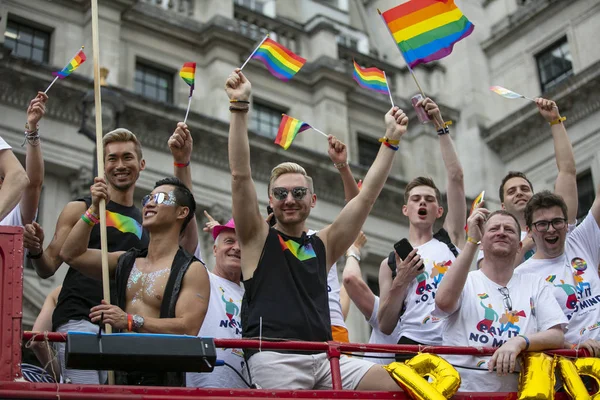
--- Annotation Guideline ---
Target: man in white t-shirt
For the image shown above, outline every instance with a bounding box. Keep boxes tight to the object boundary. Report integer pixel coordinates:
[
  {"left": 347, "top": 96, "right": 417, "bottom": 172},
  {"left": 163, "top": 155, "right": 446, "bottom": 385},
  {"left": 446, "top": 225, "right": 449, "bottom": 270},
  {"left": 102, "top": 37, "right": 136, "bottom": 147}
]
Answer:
[
  {"left": 478, "top": 98, "right": 577, "bottom": 267},
  {"left": 378, "top": 98, "right": 466, "bottom": 355},
  {"left": 342, "top": 233, "right": 401, "bottom": 364},
  {"left": 435, "top": 209, "right": 566, "bottom": 392},
  {"left": 517, "top": 190, "right": 600, "bottom": 355},
  {"left": 187, "top": 219, "right": 246, "bottom": 389}
]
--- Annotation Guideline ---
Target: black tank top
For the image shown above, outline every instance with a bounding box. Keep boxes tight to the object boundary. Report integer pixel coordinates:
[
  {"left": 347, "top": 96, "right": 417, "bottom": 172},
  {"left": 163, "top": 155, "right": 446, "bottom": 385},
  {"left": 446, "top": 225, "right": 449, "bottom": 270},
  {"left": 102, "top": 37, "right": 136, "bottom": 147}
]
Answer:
[
  {"left": 52, "top": 197, "right": 149, "bottom": 331},
  {"left": 242, "top": 228, "right": 331, "bottom": 357}
]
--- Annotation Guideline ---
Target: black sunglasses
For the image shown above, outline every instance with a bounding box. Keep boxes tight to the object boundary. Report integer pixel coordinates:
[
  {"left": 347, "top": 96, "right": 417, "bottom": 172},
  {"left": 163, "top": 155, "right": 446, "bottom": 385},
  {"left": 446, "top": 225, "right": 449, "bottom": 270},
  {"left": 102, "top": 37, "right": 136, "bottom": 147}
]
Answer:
[
  {"left": 271, "top": 187, "right": 309, "bottom": 201},
  {"left": 498, "top": 287, "right": 512, "bottom": 311}
]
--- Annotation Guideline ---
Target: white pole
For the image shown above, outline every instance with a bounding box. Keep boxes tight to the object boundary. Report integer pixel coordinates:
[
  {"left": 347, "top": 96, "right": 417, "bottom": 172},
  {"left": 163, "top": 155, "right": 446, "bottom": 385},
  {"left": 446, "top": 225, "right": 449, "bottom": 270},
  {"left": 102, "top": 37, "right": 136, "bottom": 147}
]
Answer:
[{"left": 240, "top": 34, "right": 269, "bottom": 70}]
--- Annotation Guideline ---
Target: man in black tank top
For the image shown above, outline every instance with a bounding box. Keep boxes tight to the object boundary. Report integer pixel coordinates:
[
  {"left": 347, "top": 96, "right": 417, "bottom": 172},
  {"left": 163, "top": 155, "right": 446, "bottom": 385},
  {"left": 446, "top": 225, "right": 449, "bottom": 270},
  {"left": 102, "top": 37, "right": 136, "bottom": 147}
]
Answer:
[
  {"left": 60, "top": 176, "right": 209, "bottom": 386},
  {"left": 225, "top": 69, "right": 408, "bottom": 391}
]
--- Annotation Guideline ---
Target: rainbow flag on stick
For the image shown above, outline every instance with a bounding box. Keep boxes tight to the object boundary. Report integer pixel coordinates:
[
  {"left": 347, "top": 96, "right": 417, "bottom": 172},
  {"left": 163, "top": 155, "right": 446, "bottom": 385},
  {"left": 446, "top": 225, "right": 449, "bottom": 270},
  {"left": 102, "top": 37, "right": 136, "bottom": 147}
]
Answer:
[
  {"left": 274, "top": 114, "right": 327, "bottom": 150},
  {"left": 352, "top": 60, "right": 394, "bottom": 107},
  {"left": 44, "top": 46, "right": 86, "bottom": 93},
  {"left": 241, "top": 34, "right": 306, "bottom": 81},
  {"left": 380, "top": 0, "right": 474, "bottom": 69},
  {"left": 180, "top": 62, "right": 196, "bottom": 123}
]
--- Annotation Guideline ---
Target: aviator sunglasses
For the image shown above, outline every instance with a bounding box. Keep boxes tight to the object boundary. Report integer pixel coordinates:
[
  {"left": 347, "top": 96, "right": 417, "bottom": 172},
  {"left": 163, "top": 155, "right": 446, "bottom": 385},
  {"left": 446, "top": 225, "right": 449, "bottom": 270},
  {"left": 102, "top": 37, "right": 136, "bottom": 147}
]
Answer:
[
  {"left": 271, "top": 187, "right": 309, "bottom": 201},
  {"left": 141, "top": 191, "right": 177, "bottom": 208}
]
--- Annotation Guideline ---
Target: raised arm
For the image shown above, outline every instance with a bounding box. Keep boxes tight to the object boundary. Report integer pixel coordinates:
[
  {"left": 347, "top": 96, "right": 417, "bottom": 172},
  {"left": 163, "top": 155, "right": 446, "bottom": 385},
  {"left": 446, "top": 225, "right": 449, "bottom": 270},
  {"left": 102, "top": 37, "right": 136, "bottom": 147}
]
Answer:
[
  {"left": 169, "top": 122, "right": 199, "bottom": 254},
  {"left": 538, "top": 98, "right": 578, "bottom": 223},
  {"left": 0, "top": 147, "right": 28, "bottom": 221},
  {"left": 225, "top": 69, "right": 269, "bottom": 279},
  {"left": 341, "top": 231, "right": 375, "bottom": 319},
  {"left": 20, "top": 92, "right": 48, "bottom": 225},
  {"left": 23, "top": 201, "right": 86, "bottom": 279},
  {"left": 320, "top": 108, "right": 408, "bottom": 268},
  {"left": 59, "top": 177, "right": 120, "bottom": 279},
  {"left": 378, "top": 248, "right": 423, "bottom": 334},
  {"left": 420, "top": 98, "right": 466, "bottom": 249},
  {"left": 30, "top": 285, "right": 62, "bottom": 381},
  {"left": 89, "top": 261, "right": 210, "bottom": 336},
  {"left": 435, "top": 208, "right": 488, "bottom": 314},
  {"left": 328, "top": 136, "right": 360, "bottom": 202}
]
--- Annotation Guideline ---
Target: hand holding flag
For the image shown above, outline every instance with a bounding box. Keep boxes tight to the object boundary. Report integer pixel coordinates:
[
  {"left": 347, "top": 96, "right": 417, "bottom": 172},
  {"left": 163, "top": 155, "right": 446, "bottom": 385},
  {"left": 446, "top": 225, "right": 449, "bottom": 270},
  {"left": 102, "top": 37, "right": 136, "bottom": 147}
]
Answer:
[
  {"left": 180, "top": 62, "right": 196, "bottom": 123},
  {"left": 44, "top": 46, "right": 86, "bottom": 94}
]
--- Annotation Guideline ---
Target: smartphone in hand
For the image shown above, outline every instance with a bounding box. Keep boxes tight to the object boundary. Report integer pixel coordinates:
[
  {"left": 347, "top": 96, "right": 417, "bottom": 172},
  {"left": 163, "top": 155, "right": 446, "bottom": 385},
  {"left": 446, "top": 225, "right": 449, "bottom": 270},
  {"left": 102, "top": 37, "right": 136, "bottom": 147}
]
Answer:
[{"left": 393, "top": 238, "right": 423, "bottom": 270}]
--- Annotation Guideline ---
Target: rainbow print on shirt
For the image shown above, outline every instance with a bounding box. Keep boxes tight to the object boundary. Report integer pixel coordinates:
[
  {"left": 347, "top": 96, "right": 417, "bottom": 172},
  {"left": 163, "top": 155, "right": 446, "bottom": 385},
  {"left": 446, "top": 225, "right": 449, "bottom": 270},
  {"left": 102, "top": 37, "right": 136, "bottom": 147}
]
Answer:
[
  {"left": 278, "top": 235, "right": 316, "bottom": 261},
  {"left": 105, "top": 210, "right": 142, "bottom": 239}
]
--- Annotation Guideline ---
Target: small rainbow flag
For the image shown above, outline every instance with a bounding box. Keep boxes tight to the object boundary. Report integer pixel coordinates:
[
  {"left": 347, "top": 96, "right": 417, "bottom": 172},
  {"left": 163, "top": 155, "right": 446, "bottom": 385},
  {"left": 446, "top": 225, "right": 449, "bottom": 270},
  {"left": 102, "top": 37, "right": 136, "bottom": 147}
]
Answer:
[
  {"left": 275, "top": 114, "right": 311, "bottom": 150},
  {"left": 53, "top": 48, "right": 86, "bottom": 79},
  {"left": 478, "top": 293, "right": 489, "bottom": 299},
  {"left": 380, "top": 0, "right": 474, "bottom": 68},
  {"left": 489, "top": 86, "right": 524, "bottom": 99},
  {"left": 352, "top": 60, "right": 389, "bottom": 94},
  {"left": 470, "top": 191, "right": 485, "bottom": 215},
  {"left": 180, "top": 62, "right": 196, "bottom": 96},
  {"left": 252, "top": 38, "right": 306, "bottom": 81}
]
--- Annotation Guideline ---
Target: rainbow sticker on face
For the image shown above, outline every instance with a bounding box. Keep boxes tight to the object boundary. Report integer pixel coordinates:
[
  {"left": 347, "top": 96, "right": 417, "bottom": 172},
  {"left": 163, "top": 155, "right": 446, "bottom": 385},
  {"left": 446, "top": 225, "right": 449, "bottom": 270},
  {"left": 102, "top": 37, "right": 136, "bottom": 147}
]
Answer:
[{"left": 571, "top": 257, "right": 588, "bottom": 272}]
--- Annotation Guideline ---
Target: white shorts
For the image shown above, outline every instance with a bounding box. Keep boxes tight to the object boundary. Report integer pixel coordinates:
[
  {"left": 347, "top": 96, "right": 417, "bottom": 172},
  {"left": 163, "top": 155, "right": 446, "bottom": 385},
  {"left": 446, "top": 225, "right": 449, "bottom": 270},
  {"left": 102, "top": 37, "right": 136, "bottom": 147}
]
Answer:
[
  {"left": 56, "top": 319, "right": 107, "bottom": 384},
  {"left": 247, "top": 351, "right": 375, "bottom": 390}
]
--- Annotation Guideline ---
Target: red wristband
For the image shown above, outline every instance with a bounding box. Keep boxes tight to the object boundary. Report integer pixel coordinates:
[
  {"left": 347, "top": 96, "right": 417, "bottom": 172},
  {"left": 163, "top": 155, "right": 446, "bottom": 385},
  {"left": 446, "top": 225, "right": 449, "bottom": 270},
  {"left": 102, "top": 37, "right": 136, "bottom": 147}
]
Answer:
[
  {"left": 174, "top": 161, "right": 190, "bottom": 168},
  {"left": 127, "top": 313, "right": 133, "bottom": 332}
]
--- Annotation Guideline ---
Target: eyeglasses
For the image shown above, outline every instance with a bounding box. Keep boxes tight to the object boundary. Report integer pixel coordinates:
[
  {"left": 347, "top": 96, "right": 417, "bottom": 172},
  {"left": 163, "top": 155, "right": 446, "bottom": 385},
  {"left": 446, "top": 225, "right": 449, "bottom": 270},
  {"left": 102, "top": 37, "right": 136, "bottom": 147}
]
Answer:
[
  {"left": 498, "top": 287, "right": 512, "bottom": 311},
  {"left": 271, "top": 187, "right": 309, "bottom": 201},
  {"left": 141, "top": 191, "right": 177, "bottom": 208},
  {"left": 532, "top": 218, "right": 567, "bottom": 233}
]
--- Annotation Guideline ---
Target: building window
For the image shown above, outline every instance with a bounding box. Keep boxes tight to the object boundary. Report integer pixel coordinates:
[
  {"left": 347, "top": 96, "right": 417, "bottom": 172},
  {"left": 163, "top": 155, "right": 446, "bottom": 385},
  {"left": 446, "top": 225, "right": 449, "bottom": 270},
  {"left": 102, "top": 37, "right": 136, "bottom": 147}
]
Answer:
[
  {"left": 134, "top": 62, "right": 173, "bottom": 104},
  {"left": 4, "top": 19, "right": 50, "bottom": 63},
  {"left": 250, "top": 102, "right": 285, "bottom": 139},
  {"left": 235, "top": 0, "right": 266, "bottom": 13},
  {"left": 536, "top": 37, "right": 573, "bottom": 93},
  {"left": 357, "top": 134, "right": 380, "bottom": 167},
  {"left": 577, "top": 170, "right": 595, "bottom": 223},
  {"left": 337, "top": 35, "right": 358, "bottom": 50}
]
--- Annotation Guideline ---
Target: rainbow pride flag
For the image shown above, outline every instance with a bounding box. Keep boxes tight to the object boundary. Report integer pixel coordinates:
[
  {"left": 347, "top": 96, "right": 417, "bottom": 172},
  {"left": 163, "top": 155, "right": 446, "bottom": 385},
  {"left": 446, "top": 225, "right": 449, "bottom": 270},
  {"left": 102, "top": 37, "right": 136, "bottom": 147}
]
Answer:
[
  {"left": 180, "top": 62, "right": 196, "bottom": 96},
  {"left": 275, "top": 114, "right": 311, "bottom": 150},
  {"left": 252, "top": 38, "right": 306, "bottom": 81},
  {"left": 352, "top": 60, "right": 389, "bottom": 94},
  {"left": 53, "top": 48, "right": 86, "bottom": 79},
  {"left": 381, "top": 0, "right": 474, "bottom": 68}
]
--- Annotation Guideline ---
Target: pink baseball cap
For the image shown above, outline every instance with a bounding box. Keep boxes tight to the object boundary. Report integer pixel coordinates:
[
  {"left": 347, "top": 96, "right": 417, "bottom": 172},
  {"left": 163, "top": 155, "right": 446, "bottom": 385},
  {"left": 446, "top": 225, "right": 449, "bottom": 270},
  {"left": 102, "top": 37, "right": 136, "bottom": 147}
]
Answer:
[{"left": 212, "top": 218, "right": 236, "bottom": 241}]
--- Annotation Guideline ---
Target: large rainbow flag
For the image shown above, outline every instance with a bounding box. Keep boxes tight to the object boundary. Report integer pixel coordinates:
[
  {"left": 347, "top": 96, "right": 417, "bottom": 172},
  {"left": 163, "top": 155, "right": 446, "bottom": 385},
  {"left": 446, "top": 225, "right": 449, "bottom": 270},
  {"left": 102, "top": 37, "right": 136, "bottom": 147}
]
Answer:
[
  {"left": 381, "top": 0, "right": 474, "bottom": 68},
  {"left": 251, "top": 38, "right": 306, "bottom": 81},
  {"left": 352, "top": 60, "right": 389, "bottom": 94},
  {"left": 53, "top": 48, "right": 86, "bottom": 79},
  {"left": 275, "top": 114, "right": 311, "bottom": 150}
]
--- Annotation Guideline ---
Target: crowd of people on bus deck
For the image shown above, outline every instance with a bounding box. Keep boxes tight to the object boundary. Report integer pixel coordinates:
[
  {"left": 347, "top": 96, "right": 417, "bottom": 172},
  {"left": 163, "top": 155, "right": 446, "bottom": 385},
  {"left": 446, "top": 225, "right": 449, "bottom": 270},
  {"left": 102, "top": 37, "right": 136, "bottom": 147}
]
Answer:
[{"left": 0, "top": 69, "right": 597, "bottom": 392}]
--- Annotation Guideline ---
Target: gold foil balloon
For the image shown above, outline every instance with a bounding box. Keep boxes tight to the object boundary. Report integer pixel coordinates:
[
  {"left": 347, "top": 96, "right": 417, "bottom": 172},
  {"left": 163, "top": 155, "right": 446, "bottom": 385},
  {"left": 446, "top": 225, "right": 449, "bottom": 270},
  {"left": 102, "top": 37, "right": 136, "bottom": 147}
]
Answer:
[
  {"left": 384, "top": 354, "right": 460, "bottom": 400},
  {"left": 518, "top": 352, "right": 556, "bottom": 400},
  {"left": 558, "top": 357, "right": 590, "bottom": 400}
]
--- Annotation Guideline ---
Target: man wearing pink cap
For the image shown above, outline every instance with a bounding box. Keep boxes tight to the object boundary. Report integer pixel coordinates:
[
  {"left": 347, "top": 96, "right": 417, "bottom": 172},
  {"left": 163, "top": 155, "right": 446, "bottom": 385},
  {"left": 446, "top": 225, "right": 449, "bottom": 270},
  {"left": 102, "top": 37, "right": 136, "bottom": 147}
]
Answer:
[{"left": 187, "top": 218, "right": 247, "bottom": 389}]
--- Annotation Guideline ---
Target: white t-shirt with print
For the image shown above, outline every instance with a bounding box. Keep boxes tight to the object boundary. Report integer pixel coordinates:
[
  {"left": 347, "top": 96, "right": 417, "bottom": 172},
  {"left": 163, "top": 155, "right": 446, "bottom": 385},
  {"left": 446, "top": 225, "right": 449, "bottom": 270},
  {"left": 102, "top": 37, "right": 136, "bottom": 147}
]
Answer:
[
  {"left": 187, "top": 272, "right": 246, "bottom": 388},
  {"left": 367, "top": 296, "right": 402, "bottom": 365},
  {"left": 397, "top": 238, "right": 457, "bottom": 345},
  {"left": 434, "top": 270, "right": 567, "bottom": 392},
  {"left": 308, "top": 229, "right": 346, "bottom": 329}
]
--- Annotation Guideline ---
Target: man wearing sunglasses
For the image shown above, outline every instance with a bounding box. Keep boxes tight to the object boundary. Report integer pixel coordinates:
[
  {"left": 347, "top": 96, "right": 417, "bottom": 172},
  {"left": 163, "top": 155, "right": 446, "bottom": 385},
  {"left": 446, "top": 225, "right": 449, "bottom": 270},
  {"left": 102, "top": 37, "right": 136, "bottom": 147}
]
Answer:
[
  {"left": 226, "top": 69, "right": 408, "bottom": 391},
  {"left": 516, "top": 190, "right": 600, "bottom": 356},
  {"left": 60, "top": 176, "right": 209, "bottom": 386},
  {"left": 435, "top": 209, "right": 566, "bottom": 392}
]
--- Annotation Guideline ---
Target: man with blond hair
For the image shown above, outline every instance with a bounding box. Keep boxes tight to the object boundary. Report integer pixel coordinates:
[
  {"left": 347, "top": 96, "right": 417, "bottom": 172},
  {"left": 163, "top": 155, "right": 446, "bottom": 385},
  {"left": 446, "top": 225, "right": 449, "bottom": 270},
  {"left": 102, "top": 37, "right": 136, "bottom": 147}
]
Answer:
[{"left": 226, "top": 68, "right": 408, "bottom": 391}]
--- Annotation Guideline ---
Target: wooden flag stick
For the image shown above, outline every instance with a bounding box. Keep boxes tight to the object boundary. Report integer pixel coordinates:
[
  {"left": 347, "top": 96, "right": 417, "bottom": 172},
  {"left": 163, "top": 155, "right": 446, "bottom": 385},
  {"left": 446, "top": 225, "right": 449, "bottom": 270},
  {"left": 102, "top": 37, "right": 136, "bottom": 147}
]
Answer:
[
  {"left": 90, "top": 0, "right": 115, "bottom": 385},
  {"left": 383, "top": 71, "right": 394, "bottom": 108},
  {"left": 377, "top": 9, "right": 426, "bottom": 98},
  {"left": 240, "top": 33, "right": 269, "bottom": 70}
]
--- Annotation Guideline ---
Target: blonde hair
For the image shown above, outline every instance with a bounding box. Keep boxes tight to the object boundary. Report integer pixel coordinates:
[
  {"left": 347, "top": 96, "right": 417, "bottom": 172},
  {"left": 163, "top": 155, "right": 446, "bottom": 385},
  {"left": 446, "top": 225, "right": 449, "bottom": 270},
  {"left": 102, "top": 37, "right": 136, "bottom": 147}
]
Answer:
[
  {"left": 102, "top": 128, "right": 143, "bottom": 160},
  {"left": 269, "top": 162, "right": 314, "bottom": 193}
]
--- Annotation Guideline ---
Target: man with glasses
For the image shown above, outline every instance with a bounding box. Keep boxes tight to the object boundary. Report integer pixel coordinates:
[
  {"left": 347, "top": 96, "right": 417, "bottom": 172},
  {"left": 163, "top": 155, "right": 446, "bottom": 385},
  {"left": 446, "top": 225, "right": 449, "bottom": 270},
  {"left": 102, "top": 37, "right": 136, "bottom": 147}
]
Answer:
[
  {"left": 435, "top": 209, "right": 566, "bottom": 392},
  {"left": 516, "top": 191, "right": 600, "bottom": 355},
  {"left": 60, "top": 176, "right": 209, "bottom": 386},
  {"left": 226, "top": 69, "right": 408, "bottom": 391}
]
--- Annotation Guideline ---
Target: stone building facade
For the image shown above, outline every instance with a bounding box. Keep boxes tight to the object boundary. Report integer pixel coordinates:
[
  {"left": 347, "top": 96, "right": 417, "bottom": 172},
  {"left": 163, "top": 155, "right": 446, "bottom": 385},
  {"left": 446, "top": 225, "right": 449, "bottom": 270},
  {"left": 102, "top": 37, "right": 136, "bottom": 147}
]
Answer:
[{"left": 0, "top": 0, "right": 598, "bottom": 343}]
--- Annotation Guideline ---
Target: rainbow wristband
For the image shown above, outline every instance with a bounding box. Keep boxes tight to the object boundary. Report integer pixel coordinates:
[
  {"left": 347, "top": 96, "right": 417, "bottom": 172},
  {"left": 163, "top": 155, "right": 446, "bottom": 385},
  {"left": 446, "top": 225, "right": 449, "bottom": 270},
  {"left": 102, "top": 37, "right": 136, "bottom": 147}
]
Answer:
[
  {"left": 85, "top": 209, "right": 100, "bottom": 224},
  {"left": 174, "top": 161, "right": 190, "bottom": 168},
  {"left": 382, "top": 141, "right": 399, "bottom": 151},
  {"left": 81, "top": 213, "right": 94, "bottom": 226}
]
